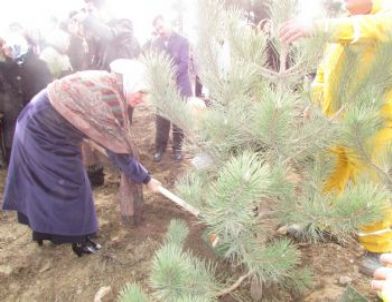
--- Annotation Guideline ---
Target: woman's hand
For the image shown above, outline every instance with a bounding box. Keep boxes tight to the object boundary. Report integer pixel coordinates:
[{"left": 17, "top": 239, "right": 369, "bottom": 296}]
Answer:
[{"left": 146, "top": 178, "right": 162, "bottom": 193}]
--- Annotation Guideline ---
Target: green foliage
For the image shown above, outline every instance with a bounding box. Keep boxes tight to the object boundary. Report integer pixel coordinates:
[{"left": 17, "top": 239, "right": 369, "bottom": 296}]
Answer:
[
  {"left": 176, "top": 171, "right": 210, "bottom": 210},
  {"left": 141, "top": 52, "right": 192, "bottom": 134},
  {"left": 150, "top": 220, "right": 221, "bottom": 302},
  {"left": 251, "top": 90, "right": 297, "bottom": 158},
  {"left": 276, "top": 181, "right": 388, "bottom": 241},
  {"left": 267, "top": 162, "right": 295, "bottom": 200},
  {"left": 243, "top": 238, "right": 301, "bottom": 281},
  {"left": 341, "top": 105, "right": 383, "bottom": 157},
  {"left": 203, "top": 152, "right": 270, "bottom": 238},
  {"left": 282, "top": 267, "right": 313, "bottom": 295},
  {"left": 118, "top": 283, "right": 150, "bottom": 302},
  {"left": 150, "top": 243, "right": 219, "bottom": 301},
  {"left": 165, "top": 219, "right": 190, "bottom": 247},
  {"left": 141, "top": 0, "right": 392, "bottom": 300},
  {"left": 331, "top": 182, "right": 388, "bottom": 233}
]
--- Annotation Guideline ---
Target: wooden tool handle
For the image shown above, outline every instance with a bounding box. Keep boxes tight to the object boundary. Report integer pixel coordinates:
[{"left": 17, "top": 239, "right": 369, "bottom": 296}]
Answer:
[{"left": 158, "top": 186, "right": 200, "bottom": 217}]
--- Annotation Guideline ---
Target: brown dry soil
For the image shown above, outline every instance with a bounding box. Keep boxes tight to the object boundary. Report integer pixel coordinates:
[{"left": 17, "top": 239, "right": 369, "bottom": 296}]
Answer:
[{"left": 0, "top": 104, "right": 379, "bottom": 302}]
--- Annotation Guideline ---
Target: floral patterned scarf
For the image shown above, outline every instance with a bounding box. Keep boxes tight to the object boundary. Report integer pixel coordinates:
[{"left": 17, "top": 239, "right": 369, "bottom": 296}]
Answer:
[{"left": 47, "top": 70, "right": 134, "bottom": 154}]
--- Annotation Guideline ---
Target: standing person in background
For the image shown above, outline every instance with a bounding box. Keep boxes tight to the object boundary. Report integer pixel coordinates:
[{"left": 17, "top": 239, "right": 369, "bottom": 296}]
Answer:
[
  {"left": 0, "top": 33, "right": 52, "bottom": 164},
  {"left": 280, "top": 0, "right": 392, "bottom": 275},
  {"left": 40, "top": 29, "right": 73, "bottom": 78},
  {"left": 151, "top": 15, "right": 193, "bottom": 162},
  {"left": 78, "top": 0, "right": 141, "bottom": 70},
  {"left": 73, "top": 0, "right": 141, "bottom": 187},
  {"left": 63, "top": 10, "right": 88, "bottom": 72}
]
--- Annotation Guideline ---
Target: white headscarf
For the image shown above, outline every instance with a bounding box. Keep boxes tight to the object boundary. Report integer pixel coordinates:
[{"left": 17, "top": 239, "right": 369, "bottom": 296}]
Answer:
[{"left": 109, "top": 59, "right": 149, "bottom": 95}]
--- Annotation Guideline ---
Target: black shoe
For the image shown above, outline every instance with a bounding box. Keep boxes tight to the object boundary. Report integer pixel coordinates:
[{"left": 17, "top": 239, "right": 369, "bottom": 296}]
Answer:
[
  {"left": 153, "top": 150, "right": 164, "bottom": 162},
  {"left": 173, "top": 150, "right": 183, "bottom": 161},
  {"left": 86, "top": 237, "right": 102, "bottom": 250},
  {"left": 71, "top": 238, "right": 102, "bottom": 257}
]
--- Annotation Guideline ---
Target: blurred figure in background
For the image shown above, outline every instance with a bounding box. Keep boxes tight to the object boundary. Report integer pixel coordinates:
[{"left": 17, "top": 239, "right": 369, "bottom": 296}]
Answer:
[
  {"left": 151, "top": 14, "right": 193, "bottom": 162},
  {"left": 0, "top": 33, "right": 52, "bottom": 164},
  {"left": 40, "top": 29, "right": 73, "bottom": 78},
  {"left": 64, "top": 10, "right": 88, "bottom": 72},
  {"left": 73, "top": 0, "right": 142, "bottom": 187},
  {"left": 77, "top": 0, "right": 141, "bottom": 70}
]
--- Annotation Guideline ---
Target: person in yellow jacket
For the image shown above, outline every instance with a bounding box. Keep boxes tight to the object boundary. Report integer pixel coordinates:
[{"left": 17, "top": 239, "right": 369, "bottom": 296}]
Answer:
[{"left": 280, "top": 0, "right": 392, "bottom": 275}]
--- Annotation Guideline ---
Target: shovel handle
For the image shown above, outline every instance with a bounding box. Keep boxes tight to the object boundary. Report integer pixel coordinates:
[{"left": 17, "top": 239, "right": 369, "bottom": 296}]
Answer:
[{"left": 158, "top": 186, "right": 200, "bottom": 217}]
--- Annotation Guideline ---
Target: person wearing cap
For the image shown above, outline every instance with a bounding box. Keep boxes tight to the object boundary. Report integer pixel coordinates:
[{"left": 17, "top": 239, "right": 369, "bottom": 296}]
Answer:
[
  {"left": 151, "top": 15, "right": 193, "bottom": 162},
  {"left": 1, "top": 59, "right": 161, "bottom": 256},
  {"left": 280, "top": 0, "right": 392, "bottom": 275}
]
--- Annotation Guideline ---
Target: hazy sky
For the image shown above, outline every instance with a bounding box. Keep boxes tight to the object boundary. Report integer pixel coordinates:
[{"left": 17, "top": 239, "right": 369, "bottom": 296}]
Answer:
[
  {"left": 0, "top": 0, "right": 331, "bottom": 43},
  {"left": 0, "top": 0, "right": 197, "bottom": 43}
]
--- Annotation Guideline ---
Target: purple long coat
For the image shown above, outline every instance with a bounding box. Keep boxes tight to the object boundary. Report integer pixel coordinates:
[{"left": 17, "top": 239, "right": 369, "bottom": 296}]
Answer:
[
  {"left": 152, "top": 32, "right": 192, "bottom": 97},
  {"left": 2, "top": 90, "right": 150, "bottom": 238}
]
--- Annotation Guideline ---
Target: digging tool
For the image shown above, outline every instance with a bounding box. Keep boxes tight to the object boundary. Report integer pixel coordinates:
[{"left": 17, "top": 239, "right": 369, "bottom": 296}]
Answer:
[
  {"left": 85, "top": 140, "right": 201, "bottom": 214},
  {"left": 158, "top": 186, "right": 200, "bottom": 217},
  {"left": 157, "top": 186, "right": 220, "bottom": 247},
  {"left": 86, "top": 139, "right": 201, "bottom": 216},
  {"left": 86, "top": 139, "right": 219, "bottom": 246}
]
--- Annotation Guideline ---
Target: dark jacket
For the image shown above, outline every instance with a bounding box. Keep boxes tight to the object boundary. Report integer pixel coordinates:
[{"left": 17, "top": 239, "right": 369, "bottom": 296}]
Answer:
[
  {"left": 0, "top": 51, "right": 52, "bottom": 160},
  {"left": 152, "top": 32, "right": 192, "bottom": 97},
  {"left": 0, "top": 51, "right": 53, "bottom": 106},
  {"left": 84, "top": 16, "right": 141, "bottom": 71},
  {"left": 68, "top": 35, "right": 87, "bottom": 71}
]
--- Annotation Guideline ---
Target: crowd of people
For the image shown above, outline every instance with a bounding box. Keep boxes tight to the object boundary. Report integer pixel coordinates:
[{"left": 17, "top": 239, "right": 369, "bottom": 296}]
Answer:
[
  {"left": 0, "top": 0, "right": 194, "bottom": 255},
  {"left": 0, "top": 0, "right": 391, "bottom": 299}
]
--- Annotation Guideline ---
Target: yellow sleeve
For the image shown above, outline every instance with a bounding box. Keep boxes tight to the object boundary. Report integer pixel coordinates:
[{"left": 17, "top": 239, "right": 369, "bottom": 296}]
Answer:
[
  {"left": 316, "top": 13, "right": 392, "bottom": 44},
  {"left": 310, "top": 63, "right": 325, "bottom": 105}
]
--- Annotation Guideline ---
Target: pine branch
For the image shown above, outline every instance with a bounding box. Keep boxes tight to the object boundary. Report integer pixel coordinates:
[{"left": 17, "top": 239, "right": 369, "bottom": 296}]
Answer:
[
  {"left": 282, "top": 106, "right": 344, "bottom": 164},
  {"left": 165, "top": 219, "right": 190, "bottom": 247},
  {"left": 141, "top": 52, "right": 195, "bottom": 135},
  {"left": 242, "top": 238, "right": 301, "bottom": 282},
  {"left": 217, "top": 271, "right": 253, "bottom": 297},
  {"left": 341, "top": 105, "right": 392, "bottom": 187},
  {"left": 118, "top": 283, "right": 150, "bottom": 302},
  {"left": 202, "top": 152, "right": 271, "bottom": 240},
  {"left": 277, "top": 181, "right": 389, "bottom": 240},
  {"left": 150, "top": 221, "right": 221, "bottom": 301},
  {"left": 140, "top": 0, "right": 392, "bottom": 300}
]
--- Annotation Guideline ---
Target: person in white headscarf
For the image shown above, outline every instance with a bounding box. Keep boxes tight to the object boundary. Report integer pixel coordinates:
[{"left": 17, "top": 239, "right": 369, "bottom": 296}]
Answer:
[{"left": 2, "top": 59, "right": 161, "bottom": 257}]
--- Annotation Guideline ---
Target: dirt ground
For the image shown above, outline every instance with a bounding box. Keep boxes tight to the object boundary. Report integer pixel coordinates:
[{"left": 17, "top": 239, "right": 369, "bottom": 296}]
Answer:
[{"left": 0, "top": 104, "right": 379, "bottom": 302}]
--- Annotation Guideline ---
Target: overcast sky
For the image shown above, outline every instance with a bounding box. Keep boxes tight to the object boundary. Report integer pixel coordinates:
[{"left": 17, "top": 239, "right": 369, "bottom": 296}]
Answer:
[
  {"left": 0, "top": 0, "right": 331, "bottom": 43},
  {"left": 0, "top": 0, "right": 198, "bottom": 43}
]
